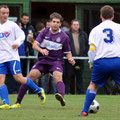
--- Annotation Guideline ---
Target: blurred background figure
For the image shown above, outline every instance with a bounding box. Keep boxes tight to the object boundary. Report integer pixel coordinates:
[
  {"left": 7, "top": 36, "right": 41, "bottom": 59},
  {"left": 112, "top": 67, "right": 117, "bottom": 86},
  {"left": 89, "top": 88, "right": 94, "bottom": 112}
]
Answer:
[
  {"left": 35, "top": 22, "right": 45, "bottom": 34},
  {"left": 61, "top": 20, "right": 70, "bottom": 33},
  {"left": 45, "top": 19, "right": 51, "bottom": 28},
  {"left": 19, "top": 13, "right": 36, "bottom": 77},
  {"left": 20, "top": 13, "right": 36, "bottom": 57},
  {"left": 64, "top": 19, "right": 88, "bottom": 94}
]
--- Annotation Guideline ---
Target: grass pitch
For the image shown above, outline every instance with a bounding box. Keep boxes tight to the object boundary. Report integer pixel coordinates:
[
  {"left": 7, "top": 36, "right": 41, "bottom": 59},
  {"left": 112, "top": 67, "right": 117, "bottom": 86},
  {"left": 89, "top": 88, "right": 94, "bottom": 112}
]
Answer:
[{"left": 0, "top": 94, "right": 120, "bottom": 120}]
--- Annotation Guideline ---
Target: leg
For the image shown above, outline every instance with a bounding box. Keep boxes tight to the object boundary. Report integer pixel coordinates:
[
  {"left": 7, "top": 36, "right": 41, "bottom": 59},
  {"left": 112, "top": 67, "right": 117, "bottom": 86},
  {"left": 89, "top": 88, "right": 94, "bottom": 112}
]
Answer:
[
  {"left": 8, "top": 76, "right": 20, "bottom": 94},
  {"left": 41, "top": 73, "right": 49, "bottom": 94},
  {"left": 9, "top": 60, "right": 42, "bottom": 93},
  {"left": 63, "top": 60, "right": 73, "bottom": 94},
  {"left": 80, "top": 82, "right": 99, "bottom": 116},
  {"left": 16, "top": 69, "right": 41, "bottom": 103},
  {"left": 53, "top": 71, "right": 65, "bottom": 106},
  {"left": 50, "top": 74, "right": 57, "bottom": 94},
  {"left": 76, "top": 61, "right": 84, "bottom": 94},
  {"left": 0, "top": 74, "right": 10, "bottom": 106},
  {"left": 13, "top": 69, "right": 42, "bottom": 91},
  {"left": 12, "top": 69, "right": 46, "bottom": 107},
  {"left": 53, "top": 71, "right": 64, "bottom": 97}
]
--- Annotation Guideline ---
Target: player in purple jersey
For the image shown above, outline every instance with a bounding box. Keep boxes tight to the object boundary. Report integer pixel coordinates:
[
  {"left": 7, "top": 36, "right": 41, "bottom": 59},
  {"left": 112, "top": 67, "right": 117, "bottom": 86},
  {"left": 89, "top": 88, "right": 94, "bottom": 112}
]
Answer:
[{"left": 12, "top": 12, "right": 75, "bottom": 108}]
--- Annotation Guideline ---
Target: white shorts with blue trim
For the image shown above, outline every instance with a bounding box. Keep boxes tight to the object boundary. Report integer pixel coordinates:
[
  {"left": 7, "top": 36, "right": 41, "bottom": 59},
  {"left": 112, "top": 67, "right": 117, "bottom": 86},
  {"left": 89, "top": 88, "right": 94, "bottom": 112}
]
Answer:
[{"left": 0, "top": 60, "right": 22, "bottom": 75}]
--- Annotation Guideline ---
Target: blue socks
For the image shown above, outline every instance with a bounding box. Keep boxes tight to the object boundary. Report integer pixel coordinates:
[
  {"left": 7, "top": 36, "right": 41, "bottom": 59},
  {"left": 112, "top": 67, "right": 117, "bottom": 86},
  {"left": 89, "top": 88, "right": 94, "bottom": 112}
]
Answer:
[
  {"left": 0, "top": 85, "right": 10, "bottom": 105},
  {"left": 25, "top": 77, "right": 42, "bottom": 93},
  {"left": 0, "top": 78, "right": 41, "bottom": 105},
  {"left": 82, "top": 89, "right": 96, "bottom": 113}
]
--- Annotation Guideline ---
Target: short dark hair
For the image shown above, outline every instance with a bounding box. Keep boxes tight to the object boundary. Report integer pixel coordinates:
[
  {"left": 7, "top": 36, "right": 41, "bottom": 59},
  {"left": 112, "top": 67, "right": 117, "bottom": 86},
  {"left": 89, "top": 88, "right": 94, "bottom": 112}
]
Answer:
[
  {"left": 71, "top": 19, "right": 79, "bottom": 25},
  {"left": 35, "top": 22, "right": 45, "bottom": 31},
  {"left": 21, "top": 13, "right": 29, "bottom": 18},
  {"left": 0, "top": 5, "right": 9, "bottom": 9},
  {"left": 50, "top": 12, "right": 63, "bottom": 22},
  {"left": 100, "top": 5, "right": 114, "bottom": 19}
]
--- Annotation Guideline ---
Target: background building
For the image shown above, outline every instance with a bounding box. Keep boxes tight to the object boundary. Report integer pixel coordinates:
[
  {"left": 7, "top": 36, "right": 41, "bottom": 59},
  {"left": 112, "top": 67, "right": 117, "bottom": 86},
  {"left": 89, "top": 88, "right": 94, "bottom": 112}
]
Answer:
[{"left": 1, "top": 0, "right": 120, "bottom": 34}]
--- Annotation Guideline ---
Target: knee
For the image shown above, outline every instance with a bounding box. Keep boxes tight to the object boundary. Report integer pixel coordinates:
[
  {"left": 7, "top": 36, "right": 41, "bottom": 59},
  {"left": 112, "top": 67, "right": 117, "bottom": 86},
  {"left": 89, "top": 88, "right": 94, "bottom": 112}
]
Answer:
[
  {"left": 14, "top": 74, "right": 26, "bottom": 84},
  {"left": 27, "top": 74, "right": 36, "bottom": 81},
  {"left": 88, "top": 82, "right": 98, "bottom": 91}
]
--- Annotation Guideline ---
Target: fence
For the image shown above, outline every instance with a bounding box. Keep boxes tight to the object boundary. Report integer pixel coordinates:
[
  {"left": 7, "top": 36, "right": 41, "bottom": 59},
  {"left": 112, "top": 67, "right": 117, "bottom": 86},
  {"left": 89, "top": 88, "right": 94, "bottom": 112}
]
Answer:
[{"left": 7, "top": 56, "right": 119, "bottom": 95}]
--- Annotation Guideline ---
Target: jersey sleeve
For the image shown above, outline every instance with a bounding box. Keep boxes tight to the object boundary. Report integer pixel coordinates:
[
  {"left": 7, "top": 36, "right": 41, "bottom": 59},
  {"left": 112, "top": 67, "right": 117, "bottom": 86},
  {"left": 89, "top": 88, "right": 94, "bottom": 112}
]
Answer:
[
  {"left": 89, "top": 28, "right": 97, "bottom": 46},
  {"left": 13, "top": 23, "right": 25, "bottom": 46},
  {"left": 63, "top": 35, "right": 71, "bottom": 54}
]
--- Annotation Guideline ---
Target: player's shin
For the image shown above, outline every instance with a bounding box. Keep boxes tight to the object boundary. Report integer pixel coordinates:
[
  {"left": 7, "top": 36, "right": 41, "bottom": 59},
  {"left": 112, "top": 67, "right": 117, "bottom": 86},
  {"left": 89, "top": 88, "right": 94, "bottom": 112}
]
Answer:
[
  {"left": 16, "top": 85, "right": 29, "bottom": 104},
  {"left": 0, "top": 85, "right": 10, "bottom": 105},
  {"left": 56, "top": 81, "right": 65, "bottom": 97},
  {"left": 82, "top": 89, "right": 96, "bottom": 113},
  {"left": 25, "top": 77, "right": 46, "bottom": 104},
  {"left": 25, "top": 77, "right": 42, "bottom": 93},
  {"left": 55, "top": 81, "right": 66, "bottom": 106}
]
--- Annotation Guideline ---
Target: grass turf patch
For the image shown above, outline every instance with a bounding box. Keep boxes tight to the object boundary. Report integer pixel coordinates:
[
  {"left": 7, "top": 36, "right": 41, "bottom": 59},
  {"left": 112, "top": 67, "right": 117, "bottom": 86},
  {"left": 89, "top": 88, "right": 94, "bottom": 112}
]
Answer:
[{"left": 0, "top": 94, "right": 120, "bottom": 120}]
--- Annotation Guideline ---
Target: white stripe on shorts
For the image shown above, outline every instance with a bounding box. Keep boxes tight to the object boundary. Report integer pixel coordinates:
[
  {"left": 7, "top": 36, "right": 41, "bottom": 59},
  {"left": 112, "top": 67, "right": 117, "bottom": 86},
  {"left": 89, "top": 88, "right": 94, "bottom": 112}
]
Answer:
[{"left": 13, "top": 61, "right": 16, "bottom": 74}]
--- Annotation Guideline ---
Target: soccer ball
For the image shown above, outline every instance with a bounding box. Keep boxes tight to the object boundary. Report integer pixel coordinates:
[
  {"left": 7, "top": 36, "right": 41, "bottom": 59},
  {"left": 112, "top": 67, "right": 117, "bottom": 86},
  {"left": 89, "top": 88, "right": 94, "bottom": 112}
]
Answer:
[{"left": 89, "top": 100, "right": 100, "bottom": 113}]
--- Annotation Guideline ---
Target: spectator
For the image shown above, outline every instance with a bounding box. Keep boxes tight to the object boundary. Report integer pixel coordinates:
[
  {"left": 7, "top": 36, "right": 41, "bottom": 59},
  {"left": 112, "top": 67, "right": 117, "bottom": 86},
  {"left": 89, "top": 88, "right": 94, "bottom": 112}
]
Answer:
[
  {"left": 35, "top": 22, "right": 45, "bottom": 36},
  {"left": 19, "top": 13, "right": 36, "bottom": 56},
  {"left": 64, "top": 19, "right": 88, "bottom": 94},
  {"left": 61, "top": 20, "right": 70, "bottom": 33},
  {"left": 19, "top": 13, "right": 36, "bottom": 77},
  {"left": 40, "top": 73, "right": 57, "bottom": 94},
  {"left": 45, "top": 19, "right": 51, "bottom": 28}
]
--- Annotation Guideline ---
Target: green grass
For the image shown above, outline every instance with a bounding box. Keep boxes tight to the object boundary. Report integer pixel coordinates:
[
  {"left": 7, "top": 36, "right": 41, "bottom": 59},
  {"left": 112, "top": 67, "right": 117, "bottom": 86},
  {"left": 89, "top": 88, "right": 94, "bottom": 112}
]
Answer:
[{"left": 0, "top": 94, "right": 120, "bottom": 120}]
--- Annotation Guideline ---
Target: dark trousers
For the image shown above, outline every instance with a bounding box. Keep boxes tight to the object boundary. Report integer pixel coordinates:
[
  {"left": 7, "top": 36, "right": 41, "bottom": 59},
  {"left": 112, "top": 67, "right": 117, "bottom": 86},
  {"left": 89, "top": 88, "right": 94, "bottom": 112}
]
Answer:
[{"left": 63, "top": 60, "right": 84, "bottom": 94}]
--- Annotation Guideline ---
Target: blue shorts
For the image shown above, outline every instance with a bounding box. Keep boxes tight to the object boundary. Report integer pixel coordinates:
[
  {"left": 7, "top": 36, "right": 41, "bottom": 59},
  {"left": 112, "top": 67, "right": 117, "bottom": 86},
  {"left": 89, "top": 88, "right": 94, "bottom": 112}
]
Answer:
[
  {"left": 91, "top": 57, "right": 120, "bottom": 88},
  {"left": 0, "top": 60, "right": 22, "bottom": 75}
]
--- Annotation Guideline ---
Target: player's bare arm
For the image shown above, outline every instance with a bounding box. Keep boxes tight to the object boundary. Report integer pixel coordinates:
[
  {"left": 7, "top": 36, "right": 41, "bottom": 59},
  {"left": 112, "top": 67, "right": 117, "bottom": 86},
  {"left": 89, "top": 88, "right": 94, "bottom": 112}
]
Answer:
[
  {"left": 33, "top": 42, "right": 49, "bottom": 55},
  {"left": 66, "top": 53, "right": 75, "bottom": 66}
]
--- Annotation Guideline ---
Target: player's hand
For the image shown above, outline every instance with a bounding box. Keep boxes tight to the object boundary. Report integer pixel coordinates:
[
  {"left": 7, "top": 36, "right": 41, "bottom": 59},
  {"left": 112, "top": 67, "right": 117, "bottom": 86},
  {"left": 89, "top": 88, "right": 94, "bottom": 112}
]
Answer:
[
  {"left": 89, "top": 66, "right": 93, "bottom": 70},
  {"left": 89, "top": 63, "right": 93, "bottom": 70},
  {"left": 68, "top": 57, "right": 76, "bottom": 66},
  {"left": 40, "top": 49, "right": 49, "bottom": 55},
  {"left": 12, "top": 44, "right": 19, "bottom": 50}
]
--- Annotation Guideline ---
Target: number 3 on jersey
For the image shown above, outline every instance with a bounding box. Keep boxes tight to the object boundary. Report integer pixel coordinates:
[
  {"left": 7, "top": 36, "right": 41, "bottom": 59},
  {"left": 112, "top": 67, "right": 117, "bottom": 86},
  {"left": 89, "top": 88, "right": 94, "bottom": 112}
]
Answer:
[{"left": 103, "top": 28, "right": 113, "bottom": 43}]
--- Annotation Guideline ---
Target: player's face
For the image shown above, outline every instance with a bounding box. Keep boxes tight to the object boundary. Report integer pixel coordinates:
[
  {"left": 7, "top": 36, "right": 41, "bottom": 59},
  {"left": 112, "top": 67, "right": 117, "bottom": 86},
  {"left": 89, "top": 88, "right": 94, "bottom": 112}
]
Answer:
[
  {"left": 21, "top": 16, "right": 29, "bottom": 25},
  {"left": 0, "top": 7, "right": 9, "bottom": 24},
  {"left": 71, "top": 21, "right": 80, "bottom": 32},
  {"left": 51, "top": 18, "right": 61, "bottom": 33}
]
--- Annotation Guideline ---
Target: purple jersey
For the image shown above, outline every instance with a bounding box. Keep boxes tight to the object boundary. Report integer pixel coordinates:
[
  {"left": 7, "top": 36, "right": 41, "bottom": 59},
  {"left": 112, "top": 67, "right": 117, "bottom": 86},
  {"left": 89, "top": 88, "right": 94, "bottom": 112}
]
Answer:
[{"left": 35, "top": 28, "right": 71, "bottom": 65}]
